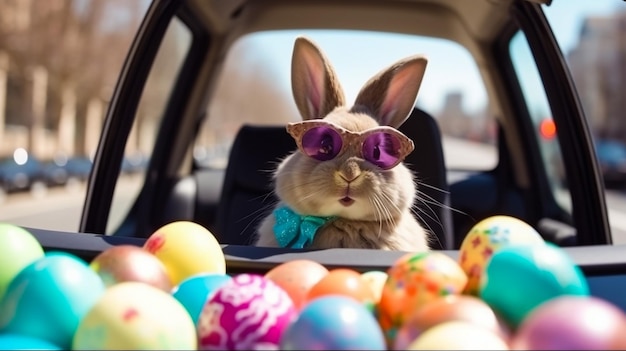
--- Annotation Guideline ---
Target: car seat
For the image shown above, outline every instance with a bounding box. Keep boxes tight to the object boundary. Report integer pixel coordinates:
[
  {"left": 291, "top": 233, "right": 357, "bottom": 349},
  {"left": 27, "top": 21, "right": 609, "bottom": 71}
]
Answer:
[{"left": 214, "top": 107, "right": 453, "bottom": 249}]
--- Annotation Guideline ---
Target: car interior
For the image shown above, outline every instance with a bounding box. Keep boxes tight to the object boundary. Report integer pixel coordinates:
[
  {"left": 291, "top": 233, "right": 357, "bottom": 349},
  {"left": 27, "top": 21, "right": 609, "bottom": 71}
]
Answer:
[
  {"left": 23, "top": 0, "right": 625, "bottom": 310},
  {"left": 92, "top": 0, "right": 607, "bottom": 245}
]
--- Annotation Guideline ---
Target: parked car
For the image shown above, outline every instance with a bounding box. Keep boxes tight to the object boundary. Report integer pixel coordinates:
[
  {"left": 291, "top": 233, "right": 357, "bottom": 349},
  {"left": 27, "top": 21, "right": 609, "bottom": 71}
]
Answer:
[
  {"left": 7, "top": 0, "right": 626, "bottom": 347},
  {"left": 42, "top": 155, "right": 93, "bottom": 188},
  {"left": 64, "top": 156, "right": 94, "bottom": 183},
  {"left": 0, "top": 148, "right": 47, "bottom": 200},
  {"left": 595, "top": 139, "right": 626, "bottom": 189},
  {"left": 121, "top": 152, "right": 149, "bottom": 175},
  {"left": 41, "top": 155, "right": 71, "bottom": 188}
]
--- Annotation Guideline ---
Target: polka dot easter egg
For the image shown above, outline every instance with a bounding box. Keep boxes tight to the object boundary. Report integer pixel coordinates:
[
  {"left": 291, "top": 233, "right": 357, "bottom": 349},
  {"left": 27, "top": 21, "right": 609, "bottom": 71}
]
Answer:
[
  {"left": 378, "top": 251, "right": 467, "bottom": 346},
  {"left": 459, "top": 215, "right": 545, "bottom": 295}
]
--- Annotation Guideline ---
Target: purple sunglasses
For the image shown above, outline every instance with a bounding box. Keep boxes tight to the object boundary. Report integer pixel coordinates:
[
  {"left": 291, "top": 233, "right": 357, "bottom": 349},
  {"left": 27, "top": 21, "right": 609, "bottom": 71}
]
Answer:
[{"left": 286, "top": 120, "right": 415, "bottom": 170}]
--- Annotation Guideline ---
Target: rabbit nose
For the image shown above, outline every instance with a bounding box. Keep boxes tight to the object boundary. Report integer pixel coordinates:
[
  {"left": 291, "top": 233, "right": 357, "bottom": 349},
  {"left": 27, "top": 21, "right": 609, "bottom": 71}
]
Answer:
[{"left": 337, "top": 161, "right": 362, "bottom": 183}]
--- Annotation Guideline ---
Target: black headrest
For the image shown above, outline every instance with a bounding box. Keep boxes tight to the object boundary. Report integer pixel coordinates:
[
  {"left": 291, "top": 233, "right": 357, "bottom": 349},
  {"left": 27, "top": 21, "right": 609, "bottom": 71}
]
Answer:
[
  {"left": 400, "top": 108, "right": 447, "bottom": 189},
  {"left": 227, "top": 125, "right": 295, "bottom": 192},
  {"left": 215, "top": 125, "right": 295, "bottom": 244},
  {"left": 399, "top": 107, "right": 452, "bottom": 249}
]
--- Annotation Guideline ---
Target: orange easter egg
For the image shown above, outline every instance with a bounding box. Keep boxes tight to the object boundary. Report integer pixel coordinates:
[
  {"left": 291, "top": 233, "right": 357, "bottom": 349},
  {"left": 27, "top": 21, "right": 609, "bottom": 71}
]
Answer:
[
  {"left": 378, "top": 251, "right": 467, "bottom": 345},
  {"left": 306, "top": 268, "right": 376, "bottom": 309},
  {"left": 265, "top": 259, "right": 329, "bottom": 310}
]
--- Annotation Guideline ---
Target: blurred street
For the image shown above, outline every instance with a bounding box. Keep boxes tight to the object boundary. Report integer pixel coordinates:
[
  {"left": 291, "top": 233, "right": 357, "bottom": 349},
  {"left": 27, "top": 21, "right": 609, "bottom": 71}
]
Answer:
[{"left": 1, "top": 157, "right": 624, "bottom": 245}]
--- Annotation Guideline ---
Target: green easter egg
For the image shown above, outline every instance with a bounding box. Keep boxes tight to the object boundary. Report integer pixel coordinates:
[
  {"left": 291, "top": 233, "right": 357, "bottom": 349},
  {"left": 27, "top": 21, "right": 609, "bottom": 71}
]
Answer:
[
  {"left": 479, "top": 243, "right": 588, "bottom": 329},
  {"left": 0, "top": 223, "right": 45, "bottom": 301}
]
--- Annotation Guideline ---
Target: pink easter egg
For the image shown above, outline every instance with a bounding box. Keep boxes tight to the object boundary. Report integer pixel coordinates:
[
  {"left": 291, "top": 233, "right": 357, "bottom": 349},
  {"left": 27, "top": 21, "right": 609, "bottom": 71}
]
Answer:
[{"left": 197, "top": 273, "right": 297, "bottom": 350}]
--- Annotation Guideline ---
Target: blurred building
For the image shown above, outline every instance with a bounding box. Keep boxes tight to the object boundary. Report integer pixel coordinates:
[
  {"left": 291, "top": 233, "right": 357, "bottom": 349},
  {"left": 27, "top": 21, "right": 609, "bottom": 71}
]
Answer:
[
  {"left": 437, "top": 91, "right": 495, "bottom": 144},
  {"left": 567, "top": 10, "right": 626, "bottom": 142}
]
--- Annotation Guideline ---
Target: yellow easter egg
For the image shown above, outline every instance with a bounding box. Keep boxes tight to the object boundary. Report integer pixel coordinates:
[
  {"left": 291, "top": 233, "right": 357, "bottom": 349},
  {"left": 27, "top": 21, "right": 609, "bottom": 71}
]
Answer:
[
  {"left": 360, "top": 270, "right": 388, "bottom": 304},
  {"left": 459, "top": 215, "right": 545, "bottom": 295},
  {"left": 378, "top": 251, "right": 467, "bottom": 346},
  {"left": 72, "top": 281, "right": 197, "bottom": 350},
  {"left": 143, "top": 221, "right": 225, "bottom": 286}
]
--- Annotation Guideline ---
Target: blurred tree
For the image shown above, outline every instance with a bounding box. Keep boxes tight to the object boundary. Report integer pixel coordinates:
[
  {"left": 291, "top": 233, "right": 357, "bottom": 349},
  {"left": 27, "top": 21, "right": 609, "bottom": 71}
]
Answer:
[{"left": 0, "top": 0, "right": 146, "bottom": 157}]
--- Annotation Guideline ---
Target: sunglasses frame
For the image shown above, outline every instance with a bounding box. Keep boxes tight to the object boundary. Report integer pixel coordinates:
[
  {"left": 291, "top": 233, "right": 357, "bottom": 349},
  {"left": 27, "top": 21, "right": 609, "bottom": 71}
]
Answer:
[{"left": 286, "top": 119, "right": 415, "bottom": 169}]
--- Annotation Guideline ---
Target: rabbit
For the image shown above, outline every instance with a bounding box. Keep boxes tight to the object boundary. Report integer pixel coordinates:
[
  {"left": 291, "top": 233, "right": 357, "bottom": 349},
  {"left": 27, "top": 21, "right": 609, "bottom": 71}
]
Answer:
[{"left": 253, "top": 36, "right": 432, "bottom": 252}]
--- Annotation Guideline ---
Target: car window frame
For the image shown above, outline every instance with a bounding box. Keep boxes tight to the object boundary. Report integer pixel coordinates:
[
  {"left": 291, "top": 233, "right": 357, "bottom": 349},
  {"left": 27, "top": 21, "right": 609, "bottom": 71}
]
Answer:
[
  {"left": 81, "top": 0, "right": 209, "bottom": 236},
  {"left": 503, "top": 1, "right": 611, "bottom": 245}
]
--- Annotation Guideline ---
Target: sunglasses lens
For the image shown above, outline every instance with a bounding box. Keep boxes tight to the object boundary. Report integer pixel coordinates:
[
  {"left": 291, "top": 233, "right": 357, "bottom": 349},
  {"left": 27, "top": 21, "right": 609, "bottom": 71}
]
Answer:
[
  {"left": 362, "top": 132, "right": 403, "bottom": 169},
  {"left": 301, "top": 126, "right": 343, "bottom": 161}
]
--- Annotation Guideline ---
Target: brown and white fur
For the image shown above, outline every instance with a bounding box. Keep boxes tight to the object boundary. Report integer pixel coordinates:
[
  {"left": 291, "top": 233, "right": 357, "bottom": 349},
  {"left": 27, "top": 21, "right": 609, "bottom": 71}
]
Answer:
[{"left": 254, "top": 36, "right": 431, "bottom": 252}]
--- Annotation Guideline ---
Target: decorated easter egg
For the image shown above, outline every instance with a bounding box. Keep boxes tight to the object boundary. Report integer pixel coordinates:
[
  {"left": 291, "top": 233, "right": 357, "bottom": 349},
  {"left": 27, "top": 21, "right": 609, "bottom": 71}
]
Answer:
[
  {"left": 265, "top": 259, "right": 329, "bottom": 310},
  {"left": 406, "top": 320, "right": 510, "bottom": 350},
  {"left": 197, "top": 273, "right": 297, "bottom": 350},
  {"left": 459, "top": 215, "right": 545, "bottom": 295},
  {"left": 361, "top": 270, "right": 388, "bottom": 304},
  {"left": 306, "top": 268, "right": 376, "bottom": 310},
  {"left": 394, "top": 294, "right": 508, "bottom": 350},
  {"left": 512, "top": 296, "right": 626, "bottom": 350},
  {"left": 143, "top": 221, "right": 225, "bottom": 286},
  {"left": 0, "top": 252, "right": 105, "bottom": 349},
  {"left": 280, "top": 295, "right": 386, "bottom": 350},
  {"left": 378, "top": 251, "right": 467, "bottom": 345},
  {"left": 72, "top": 281, "right": 197, "bottom": 350},
  {"left": 480, "top": 242, "right": 589, "bottom": 328},
  {"left": 171, "top": 272, "right": 232, "bottom": 324},
  {"left": 90, "top": 244, "right": 172, "bottom": 291},
  {"left": 0, "top": 223, "right": 44, "bottom": 301}
]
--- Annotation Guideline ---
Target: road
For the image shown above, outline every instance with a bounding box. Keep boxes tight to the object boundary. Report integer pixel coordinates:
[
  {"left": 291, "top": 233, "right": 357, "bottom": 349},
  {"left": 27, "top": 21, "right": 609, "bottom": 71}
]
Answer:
[
  {"left": 0, "top": 172, "right": 625, "bottom": 245},
  {"left": 0, "top": 176, "right": 142, "bottom": 234}
]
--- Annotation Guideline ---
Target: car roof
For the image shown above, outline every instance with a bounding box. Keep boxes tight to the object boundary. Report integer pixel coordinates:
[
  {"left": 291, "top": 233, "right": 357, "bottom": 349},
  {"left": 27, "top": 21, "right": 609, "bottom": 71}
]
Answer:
[{"left": 186, "top": 0, "right": 549, "bottom": 42}]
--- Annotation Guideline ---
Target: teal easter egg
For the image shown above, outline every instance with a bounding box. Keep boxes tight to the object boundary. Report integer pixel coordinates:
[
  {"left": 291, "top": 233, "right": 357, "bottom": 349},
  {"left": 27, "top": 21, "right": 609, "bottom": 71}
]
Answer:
[
  {"left": 171, "top": 272, "right": 231, "bottom": 324},
  {"left": 0, "top": 252, "right": 105, "bottom": 349},
  {"left": 0, "top": 223, "right": 45, "bottom": 301},
  {"left": 479, "top": 243, "right": 589, "bottom": 328},
  {"left": 0, "top": 333, "right": 61, "bottom": 350}
]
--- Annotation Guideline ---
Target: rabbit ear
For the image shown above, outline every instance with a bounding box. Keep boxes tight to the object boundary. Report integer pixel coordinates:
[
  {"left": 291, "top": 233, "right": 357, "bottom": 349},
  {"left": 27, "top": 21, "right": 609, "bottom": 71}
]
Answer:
[
  {"left": 353, "top": 55, "right": 428, "bottom": 128},
  {"left": 291, "top": 36, "right": 346, "bottom": 120}
]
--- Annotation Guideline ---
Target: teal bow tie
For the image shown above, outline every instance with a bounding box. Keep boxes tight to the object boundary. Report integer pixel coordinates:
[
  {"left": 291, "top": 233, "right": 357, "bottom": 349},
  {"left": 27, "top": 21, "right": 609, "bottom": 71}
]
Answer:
[{"left": 273, "top": 206, "right": 335, "bottom": 248}]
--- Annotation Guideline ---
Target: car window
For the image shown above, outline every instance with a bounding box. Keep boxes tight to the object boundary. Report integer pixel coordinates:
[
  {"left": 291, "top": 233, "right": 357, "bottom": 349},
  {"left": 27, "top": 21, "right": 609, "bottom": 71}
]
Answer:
[
  {"left": 106, "top": 17, "right": 192, "bottom": 234},
  {"left": 195, "top": 30, "right": 497, "bottom": 180},
  {"left": 0, "top": 1, "right": 149, "bottom": 232},
  {"left": 509, "top": 31, "right": 572, "bottom": 215},
  {"left": 542, "top": 0, "right": 626, "bottom": 244}
]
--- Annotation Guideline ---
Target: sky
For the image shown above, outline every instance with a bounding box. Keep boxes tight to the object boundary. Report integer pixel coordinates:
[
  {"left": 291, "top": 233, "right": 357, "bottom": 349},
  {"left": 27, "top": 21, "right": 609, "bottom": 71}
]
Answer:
[{"left": 243, "top": 0, "right": 624, "bottom": 115}]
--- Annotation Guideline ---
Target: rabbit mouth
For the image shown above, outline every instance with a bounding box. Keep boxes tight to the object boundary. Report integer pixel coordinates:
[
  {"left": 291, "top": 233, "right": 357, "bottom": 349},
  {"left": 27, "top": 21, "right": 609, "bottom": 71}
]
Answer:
[{"left": 339, "top": 196, "right": 355, "bottom": 206}]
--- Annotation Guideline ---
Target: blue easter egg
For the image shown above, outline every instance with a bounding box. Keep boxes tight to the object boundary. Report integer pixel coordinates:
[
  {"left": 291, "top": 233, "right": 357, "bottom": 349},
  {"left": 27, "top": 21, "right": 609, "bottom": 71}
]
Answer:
[
  {"left": 480, "top": 243, "right": 589, "bottom": 328},
  {"left": 0, "top": 333, "right": 61, "bottom": 350},
  {"left": 280, "top": 295, "right": 386, "bottom": 350},
  {"left": 0, "top": 251, "right": 105, "bottom": 349},
  {"left": 172, "top": 272, "right": 232, "bottom": 324}
]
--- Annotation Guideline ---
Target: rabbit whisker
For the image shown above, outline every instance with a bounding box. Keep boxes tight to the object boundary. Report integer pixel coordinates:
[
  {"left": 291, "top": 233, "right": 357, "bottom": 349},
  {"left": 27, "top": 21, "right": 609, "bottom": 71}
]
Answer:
[
  {"left": 369, "top": 194, "right": 385, "bottom": 239},
  {"left": 414, "top": 186, "right": 468, "bottom": 217},
  {"left": 376, "top": 192, "right": 398, "bottom": 236}
]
